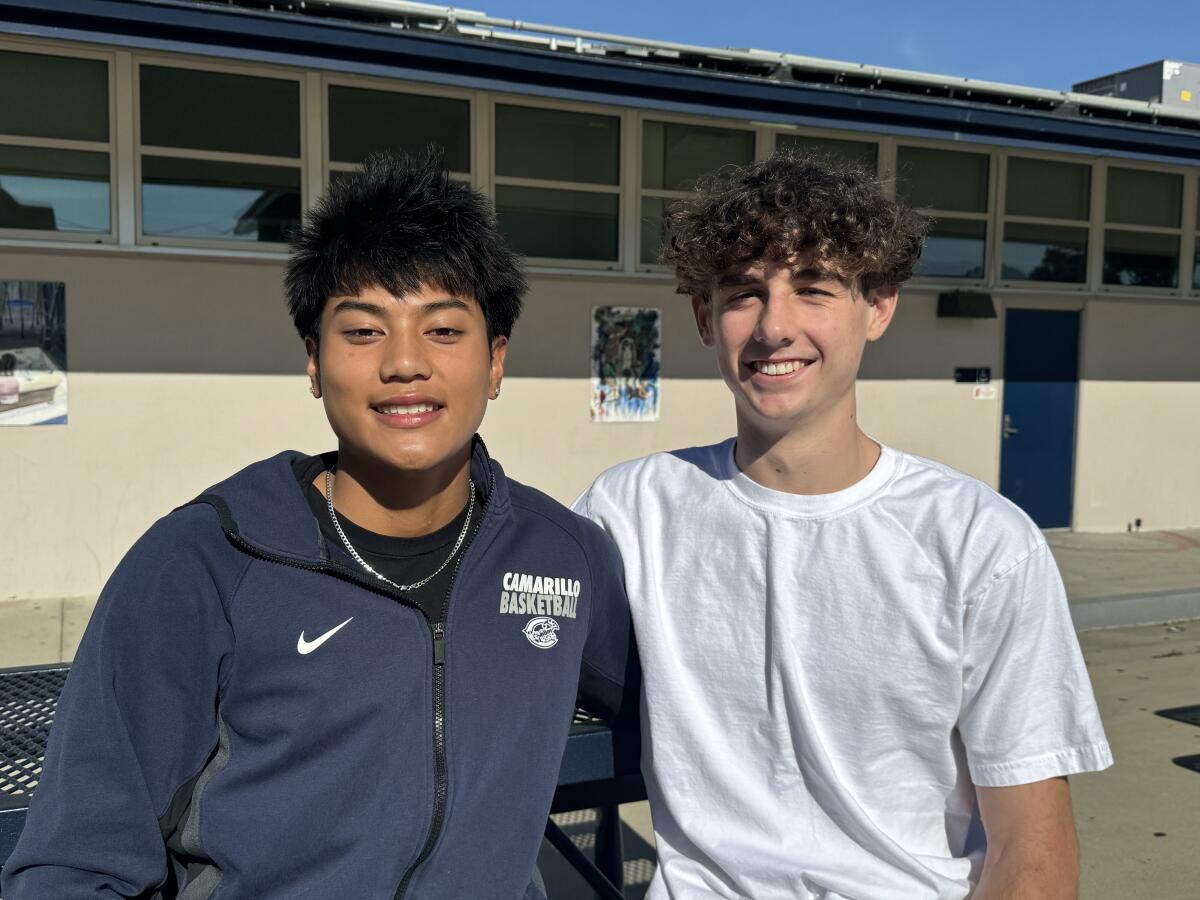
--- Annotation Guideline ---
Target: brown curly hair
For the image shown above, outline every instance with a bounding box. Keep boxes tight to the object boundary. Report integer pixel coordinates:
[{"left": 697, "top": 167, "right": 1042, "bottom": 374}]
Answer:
[{"left": 661, "top": 150, "right": 928, "bottom": 298}]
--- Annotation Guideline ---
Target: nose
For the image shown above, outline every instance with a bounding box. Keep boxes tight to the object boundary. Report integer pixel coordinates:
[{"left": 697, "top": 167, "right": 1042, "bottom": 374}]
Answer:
[
  {"left": 752, "top": 285, "right": 795, "bottom": 348},
  {"left": 379, "top": 326, "right": 433, "bottom": 383}
]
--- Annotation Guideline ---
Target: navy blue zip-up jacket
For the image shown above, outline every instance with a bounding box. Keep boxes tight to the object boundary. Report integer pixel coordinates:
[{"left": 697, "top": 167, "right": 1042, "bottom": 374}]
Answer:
[{"left": 2, "top": 440, "right": 631, "bottom": 899}]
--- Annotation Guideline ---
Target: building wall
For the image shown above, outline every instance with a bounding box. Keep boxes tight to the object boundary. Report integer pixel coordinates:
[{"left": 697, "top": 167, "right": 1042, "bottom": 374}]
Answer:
[
  {"left": 1073, "top": 300, "right": 1200, "bottom": 531},
  {"left": 1, "top": 247, "right": 1198, "bottom": 663}
]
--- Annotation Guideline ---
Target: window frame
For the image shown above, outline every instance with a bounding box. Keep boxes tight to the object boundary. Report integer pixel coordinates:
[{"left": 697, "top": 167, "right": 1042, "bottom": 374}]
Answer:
[
  {"left": 0, "top": 34, "right": 1195, "bottom": 295},
  {"left": 995, "top": 148, "right": 1095, "bottom": 292},
  {"left": 0, "top": 37, "right": 118, "bottom": 244},
  {"left": 770, "top": 125, "right": 882, "bottom": 173},
  {"left": 132, "top": 53, "right": 307, "bottom": 251},
  {"left": 895, "top": 138, "right": 997, "bottom": 288},
  {"left": 322, "top": 74, "right": 475, "bottom": 185},
  {"left": 1188, "top": 174, "right": 1200, "bottom": 294},
  {"left": 488, "top": 93, "right": 627, "bottom": 271},
  {"left": 635, "top": 109, "right": 763, "bottom": 273},
  {"left": 1095, "top": 157, "right": 1193, "bottom": 297}
]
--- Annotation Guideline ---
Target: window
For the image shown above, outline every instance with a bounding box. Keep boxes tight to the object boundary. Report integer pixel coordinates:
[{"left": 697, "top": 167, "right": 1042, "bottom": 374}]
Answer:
[
  {"left": 640, "top": 120, "right": 755, "bottom": 265},
  {"left": 1194, "top": 182, "right": 1200, "bottom": 291},
  {"left": 137, "top": 63, "right": 302, "bottom": 244},
  {"left": 328, "top": 85, "right": 470, "bottom": 176},
  {"left": 1001, "top": 156, "right": 1090, "bottom": 284},
  {"left": 493, "top": 103, "right": 620, "bottom": 264},
  {"left": 0, "top": 48, "right": 112, "bottom": 237},
  {"left": 1103, "top": 166, "right": 1182, "bottom": 288},
  {"left": 775, "top": 133, "right": 877, "bottom": 172},
  {"left": 897, "top": 146, "right": 990, "bottom": 279}
]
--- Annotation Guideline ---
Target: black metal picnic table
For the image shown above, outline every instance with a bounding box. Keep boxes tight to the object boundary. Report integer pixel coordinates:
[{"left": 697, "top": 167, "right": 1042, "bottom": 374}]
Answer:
[{"left": 0, "top": 663, "right": 645, "bottom": 898}]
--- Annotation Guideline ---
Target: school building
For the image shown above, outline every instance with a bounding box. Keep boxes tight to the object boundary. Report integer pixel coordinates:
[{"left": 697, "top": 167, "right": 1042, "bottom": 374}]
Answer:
[{"left": 2, "top": 0, "right": 1199, "bottom": 660}]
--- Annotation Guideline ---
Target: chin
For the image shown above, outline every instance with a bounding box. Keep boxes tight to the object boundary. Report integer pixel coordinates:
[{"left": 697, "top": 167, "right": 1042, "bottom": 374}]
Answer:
[
  {"left": 739, "top": 390, "right": 808, "bottom": 418},
  {"left": 737, "top": 397, "right": 812, "bottom": 433},
  {"left": 385, "top": 441, "right": 466, "bottom": 474},
  {"left": 343, "top": 429, "right": 463, "bottom": 476}
]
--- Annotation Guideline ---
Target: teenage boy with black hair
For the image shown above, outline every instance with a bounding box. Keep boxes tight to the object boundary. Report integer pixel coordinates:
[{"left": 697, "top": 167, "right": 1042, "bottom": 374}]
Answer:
[
  {"left": 574, "top": 153, "right": 1112, "bottom": 900},
  {"left": 3, "top": 150, "right": 631, "bottom": 900}
]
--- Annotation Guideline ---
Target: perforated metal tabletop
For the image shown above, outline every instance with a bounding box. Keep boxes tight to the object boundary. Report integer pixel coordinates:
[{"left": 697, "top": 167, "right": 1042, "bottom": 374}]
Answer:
[{"left": 0, "top": 665, "right": 68, "bottom": 811}]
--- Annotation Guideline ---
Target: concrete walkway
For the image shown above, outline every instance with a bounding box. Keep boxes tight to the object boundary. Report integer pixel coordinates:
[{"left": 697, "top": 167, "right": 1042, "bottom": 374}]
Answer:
[
  {"left": 1049, "top": 529, "right": 1200, "bottom": 630},
  {"left": 1074, "top": 621, "right": 1200, "bottom": 900}
]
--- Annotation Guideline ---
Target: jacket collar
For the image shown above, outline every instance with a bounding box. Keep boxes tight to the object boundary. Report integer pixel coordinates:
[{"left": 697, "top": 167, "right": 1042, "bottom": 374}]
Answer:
[{"left": 187, "top": 436, "right": 509, "bottom": 565}]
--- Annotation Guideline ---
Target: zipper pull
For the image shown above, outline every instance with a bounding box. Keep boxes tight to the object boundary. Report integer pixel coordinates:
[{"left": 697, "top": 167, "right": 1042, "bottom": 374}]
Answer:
[{"left": 432, "top": 623, "right": 445, "bottom": 666}]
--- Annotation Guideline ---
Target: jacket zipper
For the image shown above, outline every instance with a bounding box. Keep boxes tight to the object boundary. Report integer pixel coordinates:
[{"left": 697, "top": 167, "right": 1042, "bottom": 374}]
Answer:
[
  {"left": 392, "top": 479, "right": 488, "bottom": 900},
  {"left": 209, "top": 455, "right": 495, "bottom": 900}
]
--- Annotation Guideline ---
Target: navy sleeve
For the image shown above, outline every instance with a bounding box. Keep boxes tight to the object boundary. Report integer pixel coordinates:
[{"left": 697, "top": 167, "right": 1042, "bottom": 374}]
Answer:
[
  {"left": 1, "top": 506, "right": 241, "bottom": 899},
  {"left": 576, "top": 524, "right": 637, "bottom": 726}
]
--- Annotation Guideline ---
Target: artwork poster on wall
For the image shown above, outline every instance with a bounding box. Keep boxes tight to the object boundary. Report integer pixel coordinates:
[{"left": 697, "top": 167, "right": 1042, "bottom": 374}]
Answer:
[
  {"left": 590, "top": 305, "right": 660, "bottom": 423},
  {"left": 0, "top": 280, "right": 68, "bottom": 426}
]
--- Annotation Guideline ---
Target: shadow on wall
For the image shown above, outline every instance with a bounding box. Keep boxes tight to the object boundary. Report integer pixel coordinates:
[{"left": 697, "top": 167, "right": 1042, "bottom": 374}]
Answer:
[
  {"left": 474, "top": 283, "right": 1009, "bottom": 382},
  {"left": 3, "top": 252, "right": 1197, "bottom": 383}
]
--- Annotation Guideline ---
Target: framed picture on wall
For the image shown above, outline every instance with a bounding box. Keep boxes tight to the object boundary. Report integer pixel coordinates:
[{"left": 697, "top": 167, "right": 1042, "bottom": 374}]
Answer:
[
  {"left": 590, "top": 305, "right": 660, "bottom": 423},
  {"left": 0, "top": 280, "right": 68, "bottom": 426}
]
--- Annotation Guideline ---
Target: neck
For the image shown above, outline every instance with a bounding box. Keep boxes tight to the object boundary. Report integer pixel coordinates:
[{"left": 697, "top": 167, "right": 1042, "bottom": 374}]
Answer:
[
  {"left": 321, "top": 445, "right": 473, "bottom": 538},
  {"left": 734, "top": 396, "right": 881, "bottom": 495}
]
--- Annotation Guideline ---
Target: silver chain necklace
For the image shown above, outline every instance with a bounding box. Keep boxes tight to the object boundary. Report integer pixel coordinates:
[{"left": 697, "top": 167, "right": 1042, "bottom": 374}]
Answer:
[{"left": 325, "top": 469, "right": 475, "bottom": 592}]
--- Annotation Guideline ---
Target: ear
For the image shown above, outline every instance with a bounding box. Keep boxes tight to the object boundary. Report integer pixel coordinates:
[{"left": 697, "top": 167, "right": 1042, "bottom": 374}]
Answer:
[
  {"left": 304, "top": 337, "right": 321, "bottom": 397},
  {"left": 691, "top": 295, "right": 716, "bottom": 347},
  {"left": 864, "top": 284, "right": 900, "bottom": 342},
  {"left": 488, "top": 335, "right": 508, "bottom": 398}
]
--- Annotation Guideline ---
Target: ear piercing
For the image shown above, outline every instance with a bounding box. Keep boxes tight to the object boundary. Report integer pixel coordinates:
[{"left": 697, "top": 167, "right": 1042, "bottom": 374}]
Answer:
[{"left": 309, "top": 383, "right": 320, "bottom": 398}]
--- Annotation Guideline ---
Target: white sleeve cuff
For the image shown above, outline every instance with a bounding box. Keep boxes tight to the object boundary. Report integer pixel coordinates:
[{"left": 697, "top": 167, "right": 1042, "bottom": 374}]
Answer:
[{"left": 969, "top": 740, "right": 1115, "bottom": 787}]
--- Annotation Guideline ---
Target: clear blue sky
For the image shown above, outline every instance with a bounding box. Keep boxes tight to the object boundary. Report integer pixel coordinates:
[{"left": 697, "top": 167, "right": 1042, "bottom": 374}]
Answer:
[{"left": 477, "top": 0, "right": 1188, "bottom": 93}]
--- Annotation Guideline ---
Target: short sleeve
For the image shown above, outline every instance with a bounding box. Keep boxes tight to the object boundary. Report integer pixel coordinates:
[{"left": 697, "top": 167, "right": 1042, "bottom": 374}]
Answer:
[{"left": 959, "top": 543, "right": 1113, "bottom": 787}]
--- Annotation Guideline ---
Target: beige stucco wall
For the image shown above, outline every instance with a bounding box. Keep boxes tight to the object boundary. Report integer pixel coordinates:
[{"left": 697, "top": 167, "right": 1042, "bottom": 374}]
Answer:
[
  {"left": 2, "top": 248, "right": 1197, "bottom": 646},
  {"left": 1072, "top": 301, "right": 1200, "bottom": 532},
  {"left": 859, "top": 291, "right": 1003, "bottom": 487}
]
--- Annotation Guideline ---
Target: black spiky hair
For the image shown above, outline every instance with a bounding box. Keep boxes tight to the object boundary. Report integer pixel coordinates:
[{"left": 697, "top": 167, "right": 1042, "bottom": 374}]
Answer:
[{"left": 285, "top": 148, "right": 526, "bottom": 345}]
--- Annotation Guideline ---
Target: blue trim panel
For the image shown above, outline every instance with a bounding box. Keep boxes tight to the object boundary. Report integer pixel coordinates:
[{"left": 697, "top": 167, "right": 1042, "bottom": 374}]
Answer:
[{"left": 4, "top": 0, "right": 1200, "bottom": 165}]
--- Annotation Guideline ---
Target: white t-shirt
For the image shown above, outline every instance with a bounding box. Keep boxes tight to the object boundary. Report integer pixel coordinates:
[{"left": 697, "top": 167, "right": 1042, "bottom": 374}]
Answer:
[{"left": 574, "top": 439, "right": 1112, "bottom": 900}]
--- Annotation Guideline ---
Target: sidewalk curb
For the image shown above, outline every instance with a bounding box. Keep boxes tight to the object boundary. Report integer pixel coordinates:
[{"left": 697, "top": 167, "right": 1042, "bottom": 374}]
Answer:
[{"left": 1069, "top": 588, "right": 1200, "bottom": 631}]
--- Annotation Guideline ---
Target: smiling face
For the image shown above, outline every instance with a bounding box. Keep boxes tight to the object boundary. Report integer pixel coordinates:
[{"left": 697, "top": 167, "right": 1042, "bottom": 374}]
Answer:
[
  {"left": 307, "top": 283, "right": 505, "bottom": 477},
  {"left": 692, "top": 255, "right": 898, "bottom": 444}
]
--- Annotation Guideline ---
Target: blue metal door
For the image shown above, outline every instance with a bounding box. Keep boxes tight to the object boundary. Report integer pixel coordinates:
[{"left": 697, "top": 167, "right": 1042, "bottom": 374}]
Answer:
[{"left": 999, "top": 309, "right": 1080, "bottom": 529}]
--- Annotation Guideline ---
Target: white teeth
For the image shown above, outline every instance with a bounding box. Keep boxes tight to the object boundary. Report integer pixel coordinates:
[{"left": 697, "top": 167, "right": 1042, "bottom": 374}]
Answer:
[
  {"left": 754, "top": 360, "right": 810, "bottom": 375},
  {"left": 377, "top": 403, "right": 436, "bottom": 415}
]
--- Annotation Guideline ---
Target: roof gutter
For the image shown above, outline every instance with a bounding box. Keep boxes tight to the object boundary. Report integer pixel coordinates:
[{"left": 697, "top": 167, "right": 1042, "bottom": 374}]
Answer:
[
  {"left": 5, "top": 0, "right": 1200, "bottom": 164},
  {"left": 314, "top": 0, "right": 1200, "bottom": 126}
]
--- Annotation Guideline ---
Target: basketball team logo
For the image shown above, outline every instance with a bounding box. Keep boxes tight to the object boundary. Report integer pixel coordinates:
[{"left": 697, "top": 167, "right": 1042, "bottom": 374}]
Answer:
[{"left": 523, "top": 616, "right": 560, "bottom": 649}]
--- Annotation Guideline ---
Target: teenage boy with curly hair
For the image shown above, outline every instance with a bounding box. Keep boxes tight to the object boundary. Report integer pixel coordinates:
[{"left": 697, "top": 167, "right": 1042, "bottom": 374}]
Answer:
[
  {"left": 574, "top": 152, "right": 1111, "bottom": 900},
  {"left": 3, "top": 150, "right": 631, "bottom": 900}
]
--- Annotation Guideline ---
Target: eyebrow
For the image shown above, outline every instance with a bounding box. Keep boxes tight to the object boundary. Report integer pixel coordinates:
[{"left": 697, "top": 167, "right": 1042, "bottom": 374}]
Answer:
[
  {"left": 420, "top": 298, "right": 471, "bottom": 314},
  {"left": 330, "top": 299, "right": 387, "bottom": 316},
  {"left": 716, "top": 268, "right": 836, "bottom": 288},
  {"left": 791, "top": 268, "right": 832, "bottom": 281},
  {"left": 329, "top": 297, "right": 471, "bottom": 316},
  {"left": 716, "top": 273, "right": 762, "bottom": 288}
]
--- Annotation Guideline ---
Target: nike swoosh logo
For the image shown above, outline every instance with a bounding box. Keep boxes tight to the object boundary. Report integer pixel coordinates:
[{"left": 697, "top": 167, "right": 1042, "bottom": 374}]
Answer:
[{"left": 297, "top": 617, "right": 354, "bottom": 655}]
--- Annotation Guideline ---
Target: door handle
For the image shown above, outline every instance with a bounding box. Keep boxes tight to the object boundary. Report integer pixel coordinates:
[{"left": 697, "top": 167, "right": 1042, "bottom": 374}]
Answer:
[{"left": 1002, "top": 414, "right": 1019, "bottom": 439}]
